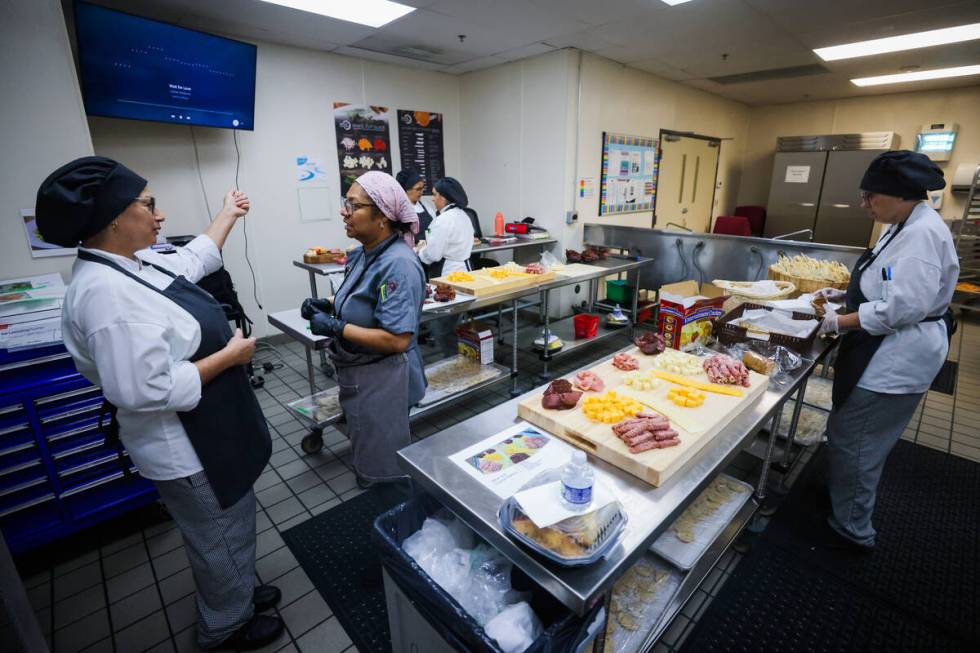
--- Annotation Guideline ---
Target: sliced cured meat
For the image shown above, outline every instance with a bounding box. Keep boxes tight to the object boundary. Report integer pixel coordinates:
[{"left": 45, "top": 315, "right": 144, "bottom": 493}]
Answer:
[
  {"left": 541, "top": 379, "right": 582, "bottom": 410},
  {"left": 573, "top": 370, "right": 605, "bottom": 392},
  {"left": 525, "top": 262, "right": 546, "bottom": 275},
  {"left": 629, "top": 438, "right": 680, "bottom": 453},
  {"left": 612, "top": 352, "right": 639, "bottom": 371},
  {"left": 633, "top": 331, "right": 666, "bottom": 355},
  {"left": 703, "top": 354, "right": 750, "bottom": 387}
]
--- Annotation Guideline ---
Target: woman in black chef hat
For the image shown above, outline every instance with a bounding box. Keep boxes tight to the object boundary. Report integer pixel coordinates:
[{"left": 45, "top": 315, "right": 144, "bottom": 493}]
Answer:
[
  {"left": 811, "top": 150, "right": 959, "bottom": 552},
  {"left": 35, "top": 156, "right": 283, "bottom": 650}
]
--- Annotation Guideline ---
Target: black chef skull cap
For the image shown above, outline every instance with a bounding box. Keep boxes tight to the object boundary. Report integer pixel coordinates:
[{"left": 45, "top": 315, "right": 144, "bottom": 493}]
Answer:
[
  {"left": 860, "top": 150, "right": 945, "bottom": 201},
  {"left": 35, "top": 156, "right": 148, "bottom": 247},
  {"left": 395, "top": 166, "right": 424, "bottom": 191},
  {"left": 434, "top": 177, "right": 468, "bottom": 208}
]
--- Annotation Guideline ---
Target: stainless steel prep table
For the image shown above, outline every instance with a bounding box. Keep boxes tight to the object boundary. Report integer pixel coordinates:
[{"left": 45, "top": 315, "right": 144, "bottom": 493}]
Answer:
[
  {"left": 397, "top": 337, "right": 835, "bottom": 649},
  {"left": 273, "top": 255, "right": 655, "bottom": 453}
]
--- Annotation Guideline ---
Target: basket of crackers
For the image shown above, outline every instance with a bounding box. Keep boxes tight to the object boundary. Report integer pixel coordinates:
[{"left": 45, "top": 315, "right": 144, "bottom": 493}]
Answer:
[{"left": 768, "top": 254, "right": 849, "bottom": 297}]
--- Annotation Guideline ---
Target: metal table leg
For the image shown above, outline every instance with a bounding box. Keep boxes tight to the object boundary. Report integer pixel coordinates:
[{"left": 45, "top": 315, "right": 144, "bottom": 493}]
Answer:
[
  {"left": 591, "top": 591, "right": 613, "bottom": 653},
  {"left": 746, "top": 402, "right": 785, "bottom": 530},
  {"left": 497, "top": 305, "right": 504, "bottom": 344},
  {"left": 539, "top": 289, "right": 552, "bottom": 381},
  {"left": 777, "top": 376, "right": 810, "bottom": 474},
  {"left": 301, "top": 346, "right": 324, "bottom": 453},
  {"left": 510, "top": 299, "right": 521, "bottom": 397},
  {"left": 587, "top": 278, "right": 596, "bottom": 312}
]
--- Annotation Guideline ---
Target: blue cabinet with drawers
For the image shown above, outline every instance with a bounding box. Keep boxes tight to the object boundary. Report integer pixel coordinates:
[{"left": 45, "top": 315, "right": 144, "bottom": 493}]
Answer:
[{"left": 0, "top": 347, "right": 157, "bottom": 553}]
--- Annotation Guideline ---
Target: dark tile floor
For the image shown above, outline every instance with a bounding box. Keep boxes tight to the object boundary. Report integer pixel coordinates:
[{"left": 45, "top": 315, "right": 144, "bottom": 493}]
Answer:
[{"left": 7, "top": 316, "right": 977, "bottom": 653}]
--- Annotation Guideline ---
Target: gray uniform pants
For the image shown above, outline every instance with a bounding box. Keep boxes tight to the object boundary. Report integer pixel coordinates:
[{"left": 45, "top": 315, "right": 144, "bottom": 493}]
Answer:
[
  {"left": 826, "top": 387, "right": 922, "bottom": 547},
  {"left": 154, "top": 472, "right": 256, "bottom": 648}
]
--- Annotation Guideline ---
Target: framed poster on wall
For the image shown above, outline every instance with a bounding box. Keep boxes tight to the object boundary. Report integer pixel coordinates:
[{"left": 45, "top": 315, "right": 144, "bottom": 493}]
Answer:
[
  {"left": 397, "top": 110, "right": 445, "bottom": 194},
  {"left": 333, "top": 103, "right": 392, "bottom": 195},
  {"left": 599, "top": 132, "right": 658, "bottom": 216}
]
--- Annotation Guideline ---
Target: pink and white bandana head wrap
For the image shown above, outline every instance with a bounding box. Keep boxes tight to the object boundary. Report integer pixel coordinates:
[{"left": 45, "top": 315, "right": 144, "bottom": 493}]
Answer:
[{"left": 354, "top": 171, "right": 419, "bottom": 247}]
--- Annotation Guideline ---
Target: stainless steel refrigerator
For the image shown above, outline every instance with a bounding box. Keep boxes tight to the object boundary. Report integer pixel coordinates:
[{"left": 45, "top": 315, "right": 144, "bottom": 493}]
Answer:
[{"left": 764, "top": 133, "right": 898, "bottom": 247}]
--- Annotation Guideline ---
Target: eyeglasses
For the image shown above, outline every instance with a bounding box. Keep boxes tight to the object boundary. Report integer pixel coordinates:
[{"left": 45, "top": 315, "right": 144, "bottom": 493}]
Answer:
[
  {"left": 859, "top": 191, "right": 874, "bottom": 205},
  {"left": 135, "top": 197, "right": 157, "bottom": 214},
  {"left": 341, "top": 198, "right": 375, "bottom": 213}
]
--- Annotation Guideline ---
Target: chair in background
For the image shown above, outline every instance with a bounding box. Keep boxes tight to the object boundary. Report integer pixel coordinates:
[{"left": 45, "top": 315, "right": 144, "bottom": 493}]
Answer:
[
  {"left": 734, "top": 205, "right": 766, "bottom": 237},
  {"left": 712, "top": 215, "right": 753, "bottom": 237},
  {"left": 464, "top": 206, "right": 499, "bottom": 270}
]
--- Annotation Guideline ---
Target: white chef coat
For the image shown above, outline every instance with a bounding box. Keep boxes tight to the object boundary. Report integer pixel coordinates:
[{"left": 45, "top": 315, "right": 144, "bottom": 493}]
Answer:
[
  {"left": 62, "top": 235, "right": 223, "bottom": 480},
  {"left": 418, "top": 204, "right": 474, "bottom": 275},
  {"left": 857, "top": 202, "right": 959, "bottom": 394}
]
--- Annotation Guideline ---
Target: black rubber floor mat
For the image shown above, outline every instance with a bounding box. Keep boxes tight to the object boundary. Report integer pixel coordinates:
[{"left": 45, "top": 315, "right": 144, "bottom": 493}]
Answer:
[
  {"left": 281, "top": 488, "right": 405, "bottom": 653},
  {"left": 930, "top": 360, "right": 959, "bottom": 394},
  {"left": 681, "top": 441, "right": 979, "bottom": 651}
]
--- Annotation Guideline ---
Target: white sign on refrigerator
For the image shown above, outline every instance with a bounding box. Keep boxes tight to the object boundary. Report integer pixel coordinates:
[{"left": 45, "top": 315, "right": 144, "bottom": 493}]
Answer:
[{"left": 784, "top": 165, "right": 811, "bottom": 183}]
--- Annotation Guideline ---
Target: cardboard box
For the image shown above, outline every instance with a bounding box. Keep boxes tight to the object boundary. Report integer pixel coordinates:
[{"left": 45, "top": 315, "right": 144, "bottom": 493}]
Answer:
[
  {"left": 658, "top": 280, "right": 728, "bottom": 351},
  {"left": 456, "top": 321, "right": 494, "bottom": 364}
]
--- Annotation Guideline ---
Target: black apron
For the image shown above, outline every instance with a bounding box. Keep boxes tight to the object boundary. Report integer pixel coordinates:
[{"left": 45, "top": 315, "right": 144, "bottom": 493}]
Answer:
[
  {"left": 79, "top": 251, "right": 271, "bottom": 508},
  {"left": 831, "top": 222, "right": 950, "bottom": 409}
]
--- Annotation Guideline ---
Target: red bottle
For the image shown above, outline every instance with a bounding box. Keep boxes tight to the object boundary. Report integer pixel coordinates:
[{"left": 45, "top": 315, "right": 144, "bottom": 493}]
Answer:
[{"left": 494, "top": 212, "right": 504, "bottom": 237}]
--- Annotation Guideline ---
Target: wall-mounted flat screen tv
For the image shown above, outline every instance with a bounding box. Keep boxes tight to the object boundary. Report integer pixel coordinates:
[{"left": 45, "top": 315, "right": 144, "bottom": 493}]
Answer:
[{"left": 75, "top": 1, "right": 257, "bottom": 130}]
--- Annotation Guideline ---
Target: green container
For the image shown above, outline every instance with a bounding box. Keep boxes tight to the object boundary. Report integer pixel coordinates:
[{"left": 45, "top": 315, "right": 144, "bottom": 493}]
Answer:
[{"left": 606, "top": 280, "right": 634, "bottom": 303}]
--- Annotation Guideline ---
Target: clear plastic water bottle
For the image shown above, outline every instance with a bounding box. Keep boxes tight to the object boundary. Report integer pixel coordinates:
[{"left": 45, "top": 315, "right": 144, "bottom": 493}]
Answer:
[{"left": 561, "top": 450, "right": 594, "bottom": 511}]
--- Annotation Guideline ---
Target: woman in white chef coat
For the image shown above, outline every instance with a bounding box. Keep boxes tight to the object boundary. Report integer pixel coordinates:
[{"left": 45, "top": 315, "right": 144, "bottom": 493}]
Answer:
[
  {"left": 35, "top": 157, "right": 283, "bottom": 651},
  {"left": 814, "top": 150, "right": 958, "bottom": 552},
  {"left": 417, "top": 177, "right": 474, "bottom": 357}
]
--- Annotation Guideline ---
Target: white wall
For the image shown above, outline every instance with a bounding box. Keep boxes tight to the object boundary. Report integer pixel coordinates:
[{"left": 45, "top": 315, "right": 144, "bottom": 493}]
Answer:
[
  {"left": 459, "top": 49, "right": 577, "bottom": 246},
  {"left": 0, "top": 0, "right": 93, "bottom": 283},
  {"left": 90, "top": 42, "right": 461, "bottom": 337},
  {"left": 573, "top": 54, "right": 752, "bottom": 235}
]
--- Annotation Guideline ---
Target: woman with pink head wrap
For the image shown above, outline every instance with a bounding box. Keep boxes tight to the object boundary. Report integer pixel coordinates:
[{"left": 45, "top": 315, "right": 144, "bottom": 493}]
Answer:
[{"left": 301, "top": 171, "right": 427, "bottom": 488}]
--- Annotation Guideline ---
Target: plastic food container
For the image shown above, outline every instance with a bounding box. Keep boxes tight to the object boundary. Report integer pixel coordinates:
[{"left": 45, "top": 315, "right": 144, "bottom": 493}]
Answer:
[
  {"left": 498, "top": 498, "right": 627, "bottom": 567},
  {"left": 606, "top": 280, "right": 634, "bottom": 303},
  {"left": 573, "top": 313, "right": 600, "bottom": 339}
]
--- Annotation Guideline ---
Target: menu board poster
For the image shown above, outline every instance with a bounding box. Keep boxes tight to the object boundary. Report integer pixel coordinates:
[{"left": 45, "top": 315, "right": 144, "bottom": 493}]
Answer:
[
  {"left": 333, "top": 103, "right": 392, "bottom": 195},
  {"left": 599, "top": 132, "right": 659, "bottom": 216},
  {"left": 397, "top": 110, "right": 445, "bottom": 194}
]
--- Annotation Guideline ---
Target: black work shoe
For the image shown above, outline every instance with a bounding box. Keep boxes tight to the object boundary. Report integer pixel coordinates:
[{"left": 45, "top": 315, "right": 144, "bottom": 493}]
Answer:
[
  {"left": 253, "top": 585, "right": 282, "bottom": 612},
  {"left": 811, "top": 520, "right": 875, "bottom": 555},
  {"left": 355, "top": 473, "right": 375, "bottom": 489},
  {"left": 208, "top": 615, "right": 284, "bottom": 650}
]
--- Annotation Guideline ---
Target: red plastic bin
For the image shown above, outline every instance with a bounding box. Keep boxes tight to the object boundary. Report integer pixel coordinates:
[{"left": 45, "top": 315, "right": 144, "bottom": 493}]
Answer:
[{"left": 573, "top": 313, "right": 600, "bottom": 339}]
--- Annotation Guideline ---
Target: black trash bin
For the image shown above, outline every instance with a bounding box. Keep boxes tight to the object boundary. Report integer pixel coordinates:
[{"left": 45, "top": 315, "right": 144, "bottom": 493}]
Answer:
[{"left": 373, "top": 494, "right": 605, "bottom": 653}]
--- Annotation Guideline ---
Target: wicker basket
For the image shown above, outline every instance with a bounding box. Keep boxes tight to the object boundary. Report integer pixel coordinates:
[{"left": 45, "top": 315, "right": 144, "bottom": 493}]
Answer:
[
  {"left": 768, "top": 267, "right": 848, "bottom": 298},
  {"left": 714, "top": 279, "right": 796, "bottom": 313}
]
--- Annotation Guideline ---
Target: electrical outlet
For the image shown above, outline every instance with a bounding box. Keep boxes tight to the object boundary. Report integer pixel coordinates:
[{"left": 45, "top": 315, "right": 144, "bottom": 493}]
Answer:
[{"left": 565, "top": 210, "right": 578, "bottom": 225}]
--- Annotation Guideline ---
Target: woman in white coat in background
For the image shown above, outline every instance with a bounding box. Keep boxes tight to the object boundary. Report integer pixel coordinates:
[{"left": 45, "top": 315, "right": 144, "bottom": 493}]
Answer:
[{"left": 417, "top": 177, "right": 474, "bottom": 357}]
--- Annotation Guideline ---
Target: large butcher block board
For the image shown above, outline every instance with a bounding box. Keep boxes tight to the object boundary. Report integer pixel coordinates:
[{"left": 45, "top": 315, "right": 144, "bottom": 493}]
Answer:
[
  {"left": 516, "top": 348, "right": 769, "bottom": 486},
  {"left": 430, "top": 269, "right": 556, "bottom": 297}
]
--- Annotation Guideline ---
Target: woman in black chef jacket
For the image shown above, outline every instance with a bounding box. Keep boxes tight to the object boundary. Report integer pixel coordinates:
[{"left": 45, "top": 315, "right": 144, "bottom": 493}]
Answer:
[
  {"left": 813, "top": 150, "right": 958, "bottom": 552},
  {"left": 35, "top": 157, "right": 281, "bottom": 650},
  {"left": 302, "top": 171, "right": 426, "bottom": 489},
  {"left": 396, "top": 166, "right": 434, "bottom": 237}
]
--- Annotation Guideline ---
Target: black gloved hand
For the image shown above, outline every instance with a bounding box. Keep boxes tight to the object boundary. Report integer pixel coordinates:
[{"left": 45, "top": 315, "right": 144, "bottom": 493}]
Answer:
[
  {"left": 310, "top": 313, "right": 346, "bottom": 338},
  {"left": 301, "top": 297, "right": 334, "bottom": 320}
]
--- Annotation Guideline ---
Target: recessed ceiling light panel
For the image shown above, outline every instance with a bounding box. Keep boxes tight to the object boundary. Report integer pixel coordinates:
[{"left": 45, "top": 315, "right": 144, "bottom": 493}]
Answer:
[
  {"left": 851, "top": 64, "right": 980, "bottom": 87},
  {"left": 815, "top": 23, "right": 980, "bottom": 61},
  {"left": 259, "top": 0, "right": 415, "bottom": 29}
]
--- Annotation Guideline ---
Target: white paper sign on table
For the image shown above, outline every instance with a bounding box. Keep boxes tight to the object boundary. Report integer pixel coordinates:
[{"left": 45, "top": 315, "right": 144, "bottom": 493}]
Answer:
[
  {"left": 513, "top": 481, "right": 617, "bottom": 528},
  {"left": 448, "top": 422, "right": 574, "bottom": 499}
]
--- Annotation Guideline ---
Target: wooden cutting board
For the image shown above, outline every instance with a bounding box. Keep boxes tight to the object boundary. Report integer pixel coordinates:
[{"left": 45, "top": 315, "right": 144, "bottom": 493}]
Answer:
[
  {"left": 431, "top": 269, "right": 557, "bottom": 297},
  {"left": 554, "top": 263, "right": 607, "bottom": 279},
  {"left": 516, "top": 348, "right": 769, "bottom": 486}
]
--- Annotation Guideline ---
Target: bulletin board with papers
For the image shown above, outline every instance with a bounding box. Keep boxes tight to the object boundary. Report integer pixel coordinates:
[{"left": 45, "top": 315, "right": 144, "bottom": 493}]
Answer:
[{"left": 599, "top": 132, "right": 659, "bottom": 216}]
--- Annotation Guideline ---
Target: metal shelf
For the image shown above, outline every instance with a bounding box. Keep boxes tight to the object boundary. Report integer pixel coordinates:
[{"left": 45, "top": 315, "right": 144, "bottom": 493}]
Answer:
[
  {"left": 638, "top": 498, "right": 759, "bottom": 650},
  {"left": 499, "top": 315, "right": 629, "bottom": 360},
  {"left": 288, "top": 360, "right": 511, "bottom": 430}
]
